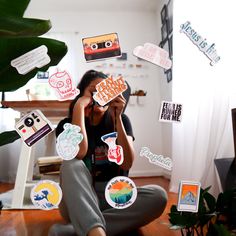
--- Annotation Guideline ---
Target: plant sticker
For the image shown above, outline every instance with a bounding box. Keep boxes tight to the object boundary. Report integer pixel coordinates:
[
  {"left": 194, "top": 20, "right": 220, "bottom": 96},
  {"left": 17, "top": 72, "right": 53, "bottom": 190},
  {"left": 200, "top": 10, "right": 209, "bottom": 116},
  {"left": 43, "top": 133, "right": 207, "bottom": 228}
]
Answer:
[
  {"left": 15, "top": 110, "right": 54, "bottom": 147},
  {"left": 159, "top": 101, "right": 183, "bottom": 123},
  {"left": 140, "top": 147, "right": 172, "bottom": 171},
  {"left": 56, "top": 123, "right": 83, "bottom": 160},
  {"left": 49, "top": 69, "right": 80, "bottom": 101},
  {"left": 105, "top": 176, "right": 137, "bottom": 209},
  {"left": 133, "top": 43, "right": 172, "bottom": 70},
  {"left": 177, "top": 181, "right": 201, "bottom": 212},
  {"left": 31, "top": 180, "right": 62, "bottom": 210},
  {"left": 82, "top": 33, "right": 121, "bottom": 61},
  {"left": 11, "top": 45, "right": 51, "bottom": 75},
  {"left": 93, "top": 76, "right": 127, "bottom": 107},
  {"left": 180, "top": 21, "right": 220, "bottom": 66},
  {"left": 101, "top": 132, "right": 124, "bottom": 165}
]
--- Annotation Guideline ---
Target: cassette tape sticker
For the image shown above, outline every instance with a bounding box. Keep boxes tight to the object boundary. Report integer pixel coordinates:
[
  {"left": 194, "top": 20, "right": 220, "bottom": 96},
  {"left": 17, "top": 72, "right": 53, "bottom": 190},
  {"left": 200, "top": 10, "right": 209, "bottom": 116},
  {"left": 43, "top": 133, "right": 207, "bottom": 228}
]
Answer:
[
  {"left": 93, "top": 76, "right": 127, "bottom": 107},
  {"left": 15, "top": 110, "right": 54, "bottom": 147},
  {"left": 82, "top": 33, "right": 121, "bottom": 61},
  {"left": 101, "top": 132, "right": 124, "bottom": 165},
  {"left": 177, "top": 181, "right": 201, "bottom": 212},
  {"left": 49, "top": 69, "right": 80, "bottom": 101},
  {"left": 133, "top": 43, "right": 172, "bottom": 70},
  {"left": 11, "top": 45, "right": 51, "bottom": 75},
  {"left": 56, "top": 123, "right": 83, "bottom": 160},
  {"left": 31, "top": 180, "right": 62, "bottom": 210}
]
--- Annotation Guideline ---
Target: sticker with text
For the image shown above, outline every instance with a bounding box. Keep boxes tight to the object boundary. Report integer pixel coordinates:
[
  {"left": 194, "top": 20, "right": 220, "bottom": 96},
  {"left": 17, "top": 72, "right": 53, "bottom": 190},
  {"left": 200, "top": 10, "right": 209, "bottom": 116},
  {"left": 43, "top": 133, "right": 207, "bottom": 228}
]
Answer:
[
  {"left": 49, "top": 70, "right": 80, "bottom": 101},
  {"left": 140, "top": 147, "right": 172, "bottom": 171},
  {"left": 31, "top": 180, "right": 62, "bottom": 210},
  {"left": 105, "top": 176, "right": 137, "bottom": 209},
  {"left": 15, "top": 110, "right": 54, "bottom": 147},
  {"left": 93, "top": 76, "right": 127, "bottom": 106},
  {"left": 82, "top": 33, "right": 121, "bottom": 61},
  {"left": 180, "top": 21, "right": 220, "bottom": 66},
  {"left": 177, "top": 181, "right": 201, "bottom": 212},
  {"left": 56, "top": 123, "right": 83, "bottom": 160},
  {"left": 101, "top": 132, "right": 124, "bottom": 165},
  {"left": 159, "top": 101, "right": 182, "bottom": 123},
  {"left": 133, "top": 43, "right": 172, "bottom": 70},
  {"left": 11, "top": 45, "right": 51, "bottom": 75}
]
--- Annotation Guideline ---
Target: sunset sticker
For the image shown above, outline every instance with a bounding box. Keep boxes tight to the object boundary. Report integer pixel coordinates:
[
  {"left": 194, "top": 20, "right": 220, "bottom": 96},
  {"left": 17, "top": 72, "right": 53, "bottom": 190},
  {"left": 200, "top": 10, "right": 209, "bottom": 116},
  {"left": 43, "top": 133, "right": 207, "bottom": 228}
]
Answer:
[{"left": 105, "top": 176, "right": 137, "bottom": 209}]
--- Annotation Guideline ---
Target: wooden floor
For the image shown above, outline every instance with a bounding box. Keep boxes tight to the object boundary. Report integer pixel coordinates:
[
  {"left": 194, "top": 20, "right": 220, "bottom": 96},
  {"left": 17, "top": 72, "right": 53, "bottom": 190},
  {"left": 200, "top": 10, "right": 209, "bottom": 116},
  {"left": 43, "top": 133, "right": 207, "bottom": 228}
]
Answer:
[{"left": 0, "top": 177, "right": 181, "bottom": 236}]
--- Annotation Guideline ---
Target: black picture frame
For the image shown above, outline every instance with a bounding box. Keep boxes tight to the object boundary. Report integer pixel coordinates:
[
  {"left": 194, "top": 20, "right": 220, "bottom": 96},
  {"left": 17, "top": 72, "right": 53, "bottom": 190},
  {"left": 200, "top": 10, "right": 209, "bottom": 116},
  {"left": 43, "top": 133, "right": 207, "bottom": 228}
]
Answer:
[
  {"left": 166, "top": 69, "right": 172, "bottom": 83},
  {"left": 168, "top": 35, "right": 173, "bottom": 59},
  {"left": 167, "top": 0, "right": 173, "bottom": 33},
  {"left": 161, "top": 4, "right": 168, "bottom": 23},
  {"left": 161, "top": 21, "right": 168, "bottom": 42}
]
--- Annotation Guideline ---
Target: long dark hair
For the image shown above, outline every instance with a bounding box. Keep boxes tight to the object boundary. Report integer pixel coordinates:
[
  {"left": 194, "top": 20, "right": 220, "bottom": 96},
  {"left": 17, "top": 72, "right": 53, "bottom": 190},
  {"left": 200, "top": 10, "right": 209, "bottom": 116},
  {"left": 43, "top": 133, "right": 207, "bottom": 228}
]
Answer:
[{"left": 68, "top": 70, "right": 108, "bottom": 118}]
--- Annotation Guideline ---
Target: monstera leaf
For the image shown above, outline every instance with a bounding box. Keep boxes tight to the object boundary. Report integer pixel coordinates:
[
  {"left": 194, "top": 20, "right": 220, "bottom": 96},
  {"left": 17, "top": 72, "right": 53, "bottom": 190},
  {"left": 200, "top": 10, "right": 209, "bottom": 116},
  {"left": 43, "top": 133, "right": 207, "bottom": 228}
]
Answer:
[{"left": 0, "top": 0, "right": 68, "bottom": 146}]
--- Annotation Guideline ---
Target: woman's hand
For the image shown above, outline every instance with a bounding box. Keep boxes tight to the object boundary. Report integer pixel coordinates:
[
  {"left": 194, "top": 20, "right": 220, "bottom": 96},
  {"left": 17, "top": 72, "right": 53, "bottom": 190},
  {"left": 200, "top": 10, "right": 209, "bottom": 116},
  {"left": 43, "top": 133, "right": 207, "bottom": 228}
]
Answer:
[{"left": 108, "top": 94, "right": 126, "bottom": 119}]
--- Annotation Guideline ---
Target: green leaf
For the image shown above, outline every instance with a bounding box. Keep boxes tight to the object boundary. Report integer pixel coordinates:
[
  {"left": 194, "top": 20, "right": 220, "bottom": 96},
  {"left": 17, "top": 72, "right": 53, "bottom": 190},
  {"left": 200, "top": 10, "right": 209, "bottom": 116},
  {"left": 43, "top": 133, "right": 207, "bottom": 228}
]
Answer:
[
  {"left": 207, "top": 223, "right": 232, "bottom": 236},
  {"left": 204, "top": 191, "right": 216, "bottom": 213},
  {"left": 0, "top": 130, "right": 20, "bottom": 146},
  {"left": 0, "top": 17, "right": 52, "bottom": 37},
  {"left": 0, "top": 37, "right": 68, "bottom": 91},
  {"left": 0, "top": 0, "right": 30, "bottom": 17}
]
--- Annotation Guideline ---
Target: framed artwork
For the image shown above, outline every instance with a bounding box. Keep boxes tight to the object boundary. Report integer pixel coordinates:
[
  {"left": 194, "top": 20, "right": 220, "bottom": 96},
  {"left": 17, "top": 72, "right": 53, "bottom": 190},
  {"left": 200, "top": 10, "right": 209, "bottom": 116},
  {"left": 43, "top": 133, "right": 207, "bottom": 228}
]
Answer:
[
  {"left": 168, "top": 35, "right": 173, "bottom": 59},
  {"left": 161, "top": 4, "right": 168, "bottom": 23},
  {"left": 166, "top": 69, "right": 172, "bottom": 83},
  {"left": 161, "top": 21, "right": 168, "bottom": 42}
]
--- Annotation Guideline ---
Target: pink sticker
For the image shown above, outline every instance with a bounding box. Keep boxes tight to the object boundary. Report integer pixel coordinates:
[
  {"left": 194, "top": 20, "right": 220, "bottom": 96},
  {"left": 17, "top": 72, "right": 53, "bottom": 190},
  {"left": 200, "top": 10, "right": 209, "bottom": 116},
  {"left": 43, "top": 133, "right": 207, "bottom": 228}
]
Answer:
[
  {"left": 93, "top": 76, "right": 127, "bottom": 106},
  {"left": 48, "top": 70, "right": 80, "bottom": 101},
  {"left": 101, "top": 132, "right": 124, "bottom": 165},
  {"left": 133, "top": 43, "right": 172, "bottom": 70}
]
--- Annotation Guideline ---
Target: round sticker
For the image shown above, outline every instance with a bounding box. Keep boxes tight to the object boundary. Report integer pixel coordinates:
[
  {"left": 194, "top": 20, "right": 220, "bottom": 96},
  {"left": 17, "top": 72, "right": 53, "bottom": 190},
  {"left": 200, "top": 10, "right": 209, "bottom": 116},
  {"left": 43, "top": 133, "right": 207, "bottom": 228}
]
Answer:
[
  {"left": 105, "top": 176, "right": 137, "bottom": 209},
  {"left": 30, "top": 180, "right": 62, "bottom": 210}
]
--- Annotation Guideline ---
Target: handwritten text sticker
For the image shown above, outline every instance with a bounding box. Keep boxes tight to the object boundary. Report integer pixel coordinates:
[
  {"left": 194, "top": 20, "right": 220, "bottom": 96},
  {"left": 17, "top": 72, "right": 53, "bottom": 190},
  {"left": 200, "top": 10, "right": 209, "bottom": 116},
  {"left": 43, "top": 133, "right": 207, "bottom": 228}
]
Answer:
[
  {"left": 133, "top": 43, "right": 172, "bottom": 70},
  {"left": 93, "top": 76, "right": 127, "bottom": 106},
  {"left": 56, "top": 123, "right": 83, "bottom": 160},
  {"left": 31, "top": 180, "right": 62, "bottom": 210},
  {"left": 159, "top": 101, "right": 183, "bottom": 123},
  {"left": 11, "top": 45, "right": 51, "bottom": 75},
  {"left": 101, "top": 132, "right": 124, "bottom": 165},
  {"left": 15, "top": 110, "right": 54, "bottom": 147},
  {"left": 49, "top": 70, "right": 80, "bottom": 101},
  {"left": 177, "top": 181, "right": 201, "bottom": 212},
  {"left": 180, "top": 21, "right": 220, "bottom": 66},
  {"left": 105, "top": 176, "right": 137, "bottom": 209},
  {"left": 140, "top": 147, "right": 172, "bottom": 171}
]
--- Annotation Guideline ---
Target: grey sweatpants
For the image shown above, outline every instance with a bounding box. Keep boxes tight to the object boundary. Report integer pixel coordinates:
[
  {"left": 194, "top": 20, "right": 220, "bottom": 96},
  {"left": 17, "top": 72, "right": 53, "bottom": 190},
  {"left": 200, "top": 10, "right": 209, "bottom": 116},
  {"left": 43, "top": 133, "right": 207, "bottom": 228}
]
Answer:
[{"left": 49, "top": 159, "right": 167, "bottom": 236}]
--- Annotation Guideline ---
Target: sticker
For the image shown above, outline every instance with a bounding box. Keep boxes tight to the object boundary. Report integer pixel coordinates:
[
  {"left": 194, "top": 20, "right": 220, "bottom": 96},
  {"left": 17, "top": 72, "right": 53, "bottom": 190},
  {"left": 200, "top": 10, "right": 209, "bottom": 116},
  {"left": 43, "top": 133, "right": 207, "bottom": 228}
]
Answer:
[
  {"left": 101, "top": 132, "right": 124, "bottom": 165},
  {"left": 105, "top": 176, "right": 137, "bottom": 209},
  {"left": 11, "top": 45, "right": 51, "bottom": 75},
  {"left": 93, "top": 76, "right": 127, "bottom": 106},
  {"left": 31, "top": 180, "right": 62, "bottom": 210},
  {"left": 180, "top": 21, "right": 220, "bottom": 66},
  {"left": 82, "top": 33, "right": 121, "bottom": 61},
  {"left": 15, "top": 110, "right": 54, "bottom": 147},
  {"left": 159, "top": 101, "right": 183, "bottom": 123},
  {"left": 140, "top": 147, "right": 172, "bottom": 171},
  {"left": 56, "top": 123, "right": 83, "bottom": 160},
  {"left": 49, "top": 69, "right": 80, "bottom": 101},
  {"left": 37, "top": 71, "right": 49, "bottom": 80},
  {"left": 177, "top": 181, "right": 201, "bottom": 212},
  {"left": 133, "top": 43, "right": 172, "bottom": 70}
]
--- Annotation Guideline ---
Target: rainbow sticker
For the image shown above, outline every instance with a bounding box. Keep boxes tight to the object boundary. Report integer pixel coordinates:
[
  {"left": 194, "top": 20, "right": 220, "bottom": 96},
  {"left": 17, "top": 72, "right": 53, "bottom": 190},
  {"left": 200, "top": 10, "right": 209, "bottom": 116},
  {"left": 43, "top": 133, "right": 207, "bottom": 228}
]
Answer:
[
  {"left": 30, "top": 180, "right": 62, "bottom": 210},
  {"left": 105, "top": 176, "right": 137, "bottom": 209}
]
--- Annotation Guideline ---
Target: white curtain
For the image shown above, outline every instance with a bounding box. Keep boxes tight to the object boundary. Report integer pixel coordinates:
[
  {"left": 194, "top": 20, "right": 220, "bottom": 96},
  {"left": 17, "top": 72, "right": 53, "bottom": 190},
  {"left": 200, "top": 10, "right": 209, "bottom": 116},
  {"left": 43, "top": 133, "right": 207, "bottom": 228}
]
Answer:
[{"left": 170, "top": 0, "right": 236, "bottom": 196}]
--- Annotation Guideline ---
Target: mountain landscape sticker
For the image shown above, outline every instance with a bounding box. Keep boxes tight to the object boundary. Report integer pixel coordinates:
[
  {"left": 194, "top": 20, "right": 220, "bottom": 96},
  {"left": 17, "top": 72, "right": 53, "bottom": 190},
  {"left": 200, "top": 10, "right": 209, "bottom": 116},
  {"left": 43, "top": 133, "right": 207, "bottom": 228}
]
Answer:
[
  {"left": 177, "top": 181, "right": 201, "bottom": 212},
  {"left": 105, "top": 176, "right": 137, "bottom": 209}
]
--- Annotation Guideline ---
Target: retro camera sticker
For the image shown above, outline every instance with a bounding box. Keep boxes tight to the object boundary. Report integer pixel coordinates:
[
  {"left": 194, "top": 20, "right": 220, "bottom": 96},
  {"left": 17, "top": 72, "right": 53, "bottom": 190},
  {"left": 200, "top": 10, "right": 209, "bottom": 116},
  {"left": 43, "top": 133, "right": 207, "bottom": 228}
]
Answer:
[
  {"left": 82, "top": 33, "right": 121, "bottom": 61},
  {"left": 177, "top": 181, "right": 201, "bottom": 212},
  {"left": 31, "top": 180, "right": 62, "bottom": 210},
  {"left": 15, "top": 110, "right": 54, "bottom": 147},
  {"left": 93, "top": 76, "right": 127, "bottom": 106},
  {"left": 101, "top": 132, "right": 124, "bottom": 165},
  {"left": 159, "top": 101, "right": 183, "bottom": 123},
  {"left": 49, "top": 69, "right": 80, "bottom": 101},
  {"left": 56, "top": 123, "right": 83, "bottom": 160},
  {"left": 105, "top": 176, "right": 137, "bottom": 209},
  {"left": 11, "top": 45, "right": 51, "bottom": 75},
  {"left": 133, "top": 43, "right": 172, "bottom": 70}
]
